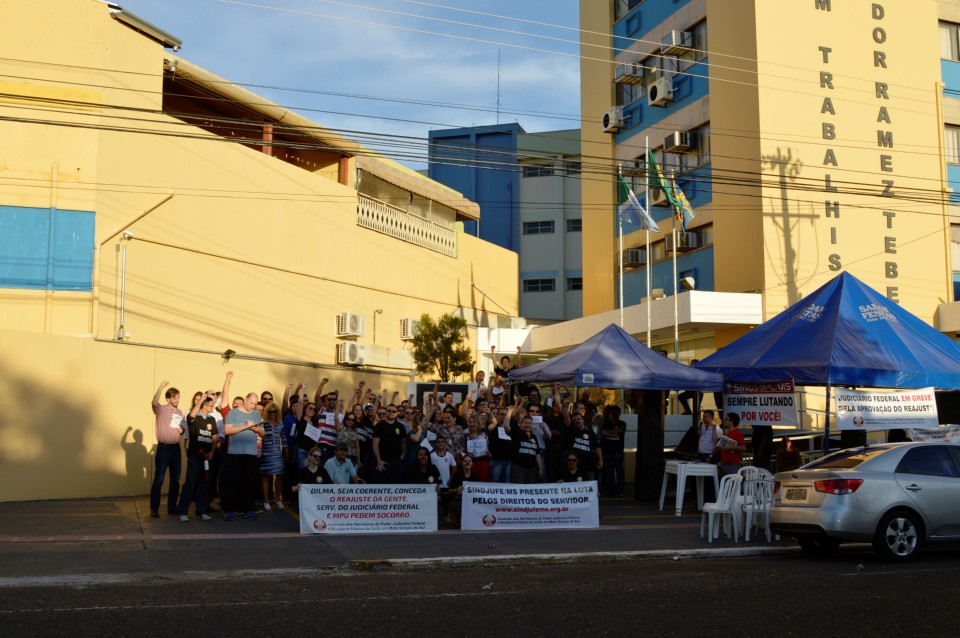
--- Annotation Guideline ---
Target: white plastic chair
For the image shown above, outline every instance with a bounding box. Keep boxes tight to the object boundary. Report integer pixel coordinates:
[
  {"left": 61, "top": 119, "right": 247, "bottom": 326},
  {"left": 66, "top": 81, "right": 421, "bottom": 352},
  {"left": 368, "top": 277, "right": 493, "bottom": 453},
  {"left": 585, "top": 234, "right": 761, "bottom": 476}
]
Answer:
[
  {"left": 742, "top": 477, "right": 775, "bottom": 542},
  {"left": 737, "top": 465, "right": 760, "bottom": 481},
  {"left": 700, "top": 474, "right": 742, "bottom": 543}
]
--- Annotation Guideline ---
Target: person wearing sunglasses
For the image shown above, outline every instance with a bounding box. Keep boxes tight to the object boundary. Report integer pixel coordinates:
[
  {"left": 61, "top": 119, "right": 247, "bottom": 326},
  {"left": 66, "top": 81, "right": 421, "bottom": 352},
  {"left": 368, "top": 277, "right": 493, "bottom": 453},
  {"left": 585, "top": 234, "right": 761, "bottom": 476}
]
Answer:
[
  {"left": 293, "top": 446, "right": 331, "bottom": 492},
  {"left": 294, "top": 403, "right": 319, "bottom": 469},
  {"left": 259, "top": 402, "right": 286, "bottom": 511},
  {"left": 557, "top": 453, "right": 586, "bottom": 483}
]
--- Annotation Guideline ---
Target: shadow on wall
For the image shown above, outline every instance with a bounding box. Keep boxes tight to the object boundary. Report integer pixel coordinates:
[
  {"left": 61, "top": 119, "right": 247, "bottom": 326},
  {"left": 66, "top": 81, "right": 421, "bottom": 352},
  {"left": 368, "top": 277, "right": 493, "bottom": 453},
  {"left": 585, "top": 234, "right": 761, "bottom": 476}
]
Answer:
[
  {"left": 0, "top": 365, "right": 135, "bottom": 502},
  {"left": 120, "top": 427, "right": 151, "bottom": 492}
]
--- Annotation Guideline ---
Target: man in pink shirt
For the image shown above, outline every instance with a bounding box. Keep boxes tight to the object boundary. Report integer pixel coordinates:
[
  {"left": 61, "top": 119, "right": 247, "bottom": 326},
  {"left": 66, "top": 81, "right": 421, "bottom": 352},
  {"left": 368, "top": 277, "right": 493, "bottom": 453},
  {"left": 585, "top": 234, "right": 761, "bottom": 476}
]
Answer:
[{"left": 150, "top": 380, "right": 184, "bottom": 518}]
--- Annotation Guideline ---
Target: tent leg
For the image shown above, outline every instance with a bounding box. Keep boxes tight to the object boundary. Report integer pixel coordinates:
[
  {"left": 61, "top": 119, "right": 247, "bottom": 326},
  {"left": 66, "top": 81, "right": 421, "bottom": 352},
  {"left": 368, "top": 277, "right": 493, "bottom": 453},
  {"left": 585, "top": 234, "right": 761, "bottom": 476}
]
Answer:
[{"left": 824, "top": 383, "right": 831, "bottom": 455}]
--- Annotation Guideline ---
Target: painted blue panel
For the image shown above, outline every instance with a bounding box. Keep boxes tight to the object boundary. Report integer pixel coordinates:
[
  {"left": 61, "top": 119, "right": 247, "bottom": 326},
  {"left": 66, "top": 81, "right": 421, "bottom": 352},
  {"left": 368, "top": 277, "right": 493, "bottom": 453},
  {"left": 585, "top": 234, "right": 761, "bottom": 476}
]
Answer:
[
  {"left": 0, "top": 206, "right": 94, "bottom": 291},
  {"left": 942, "top": 60, "right": 960, "bottom": 97},
  {"left": 520, "top": 270, "right": 559, "bottom": 278},
  {"left": 616, "top": 245, "right": 714, "bottom": 307},
  {"left": 429, "top": 124, "right": 522, "bottom": 252},
  {"left": 564, "top": 269, "right": 583, "bottom": 278},
  {"left": 954, "top": 273, "right": 960, "bottom": 302},
  {"left": 614, "top": 0, "right": 693, "bottom": 53},
  {"left": 618, "top": 58, "right": 709, "bottom": 141},
  {"left": 948, "top": 164, "right": 960, "bottom": 205}
]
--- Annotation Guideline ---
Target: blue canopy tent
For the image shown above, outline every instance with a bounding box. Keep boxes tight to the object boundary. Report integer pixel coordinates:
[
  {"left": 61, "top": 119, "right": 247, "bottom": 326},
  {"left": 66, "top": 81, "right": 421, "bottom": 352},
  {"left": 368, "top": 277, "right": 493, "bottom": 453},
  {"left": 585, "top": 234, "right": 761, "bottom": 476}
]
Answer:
[
  {"left": 694, "top": 272, "right": 960, "bottom": 449},
  {"left": 508, "top": 323, "right": 723, "bottom": 391}
]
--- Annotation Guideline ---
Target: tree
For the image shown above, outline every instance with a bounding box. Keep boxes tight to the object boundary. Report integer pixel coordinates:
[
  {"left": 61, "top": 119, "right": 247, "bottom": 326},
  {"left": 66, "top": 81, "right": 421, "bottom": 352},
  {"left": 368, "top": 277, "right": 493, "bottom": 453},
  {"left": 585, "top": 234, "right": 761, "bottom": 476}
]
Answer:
[{"left": 410, "top": 313, "right": 474, "bottom": 382}]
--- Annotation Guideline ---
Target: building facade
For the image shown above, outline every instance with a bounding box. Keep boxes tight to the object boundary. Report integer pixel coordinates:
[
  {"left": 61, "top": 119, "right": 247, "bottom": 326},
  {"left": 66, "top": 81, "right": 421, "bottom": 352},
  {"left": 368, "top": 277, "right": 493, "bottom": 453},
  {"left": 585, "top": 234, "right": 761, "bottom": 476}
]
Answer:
[
  {"left": 575, "top": 0, "right": 960, "bottom": 362},
  {"left": 0, "top": 0, "right": 518, "bottom": 501},
  {"left": 429, "top": 125, "right": 584, "bottom": 321}
]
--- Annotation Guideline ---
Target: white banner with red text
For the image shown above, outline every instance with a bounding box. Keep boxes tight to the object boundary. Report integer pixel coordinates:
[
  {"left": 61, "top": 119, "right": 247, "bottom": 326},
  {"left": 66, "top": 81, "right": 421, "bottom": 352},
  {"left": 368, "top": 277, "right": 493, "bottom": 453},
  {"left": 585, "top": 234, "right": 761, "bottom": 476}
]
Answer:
[
  {"left": 722, "top": 380, "right": 799, "bottom": 427},
  {"left": 907, "top": 424, "right": 960, "bottom": 442},
  {"left": 835, "top": 387, "right": 939, "bottom": 430},
  {"left": 298, "top": 484, "right": 438, "bottom": 534},
  {"left": 460, "top": 481, "right": 599, "bottom": 531}
]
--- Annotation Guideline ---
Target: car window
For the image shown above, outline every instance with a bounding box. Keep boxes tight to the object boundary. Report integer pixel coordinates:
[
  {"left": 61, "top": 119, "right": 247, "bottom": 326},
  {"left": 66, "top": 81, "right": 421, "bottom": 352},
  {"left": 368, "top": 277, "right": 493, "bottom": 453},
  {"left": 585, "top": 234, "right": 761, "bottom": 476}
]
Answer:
[
  {"left": 805, "top": 447, "right": 888, "bottom": 469},
  {"left": 896, "top": 447, "right": 960, "bottom": 478}
]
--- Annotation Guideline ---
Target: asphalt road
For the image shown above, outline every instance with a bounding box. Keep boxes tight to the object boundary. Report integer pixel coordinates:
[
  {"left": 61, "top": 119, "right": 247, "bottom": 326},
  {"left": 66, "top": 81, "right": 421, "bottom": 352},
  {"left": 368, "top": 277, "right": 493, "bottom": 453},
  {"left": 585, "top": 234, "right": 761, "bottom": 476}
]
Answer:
[{"left": 2, "top": 544, "right": 958, "bottom": 637}]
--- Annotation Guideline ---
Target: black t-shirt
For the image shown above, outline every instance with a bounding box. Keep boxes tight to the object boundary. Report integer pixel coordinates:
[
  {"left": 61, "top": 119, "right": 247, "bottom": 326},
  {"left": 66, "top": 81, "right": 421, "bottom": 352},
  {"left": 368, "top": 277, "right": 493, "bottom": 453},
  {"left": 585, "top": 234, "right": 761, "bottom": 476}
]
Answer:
[
  {"left": 186, "top": 414, "right": 217, "bottom": 457},
  {"left": 488, "top": 424, "right": 514, "bottom": 459},
  {"left": 564, "top": 427, "right": 600, "bottom": 470},
  {"left": 357, "top": 416, "right": 375, "bottom": 455},
  {"left": 298, "top": 464, "right": 331, "bottom": 485},
  {"left": 374, "top": 420, "right": 406, "bottom": 462},
  {"left": 448, "top": 469, "right": 481, "bottom": 492},
  {"left": 511, "top": 428, "right": 540, "bottom": 469},
  {"left": 558, "top": 467, "right": 586, "bottom": 482},
  {"left": 544, "top": 413, "right": 565, "bottom": 448},
  {"left": 405, "top": 463, "right": 441, "bottom": 485},
  {"left": 295, "top": 417, "right": 317, "bottom": 452},
  {"left": 599, "top": 419, "right": 626, "bottom": 454}
]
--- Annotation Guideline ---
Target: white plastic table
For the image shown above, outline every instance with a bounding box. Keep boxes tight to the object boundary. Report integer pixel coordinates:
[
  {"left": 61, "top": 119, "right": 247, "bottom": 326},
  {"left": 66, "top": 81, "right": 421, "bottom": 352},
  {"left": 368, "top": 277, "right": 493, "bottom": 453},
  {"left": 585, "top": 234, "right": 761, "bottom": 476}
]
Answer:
[{"left": 658, "top": 460, "right": 719, "bottom": 517}]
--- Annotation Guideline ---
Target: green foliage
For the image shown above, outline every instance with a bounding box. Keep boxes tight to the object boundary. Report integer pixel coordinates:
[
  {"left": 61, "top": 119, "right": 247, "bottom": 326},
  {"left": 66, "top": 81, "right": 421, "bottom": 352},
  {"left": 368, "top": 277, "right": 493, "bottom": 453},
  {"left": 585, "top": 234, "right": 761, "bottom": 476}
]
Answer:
[{"left": 410, "top": 313, "right": 474, "bottom": 382}]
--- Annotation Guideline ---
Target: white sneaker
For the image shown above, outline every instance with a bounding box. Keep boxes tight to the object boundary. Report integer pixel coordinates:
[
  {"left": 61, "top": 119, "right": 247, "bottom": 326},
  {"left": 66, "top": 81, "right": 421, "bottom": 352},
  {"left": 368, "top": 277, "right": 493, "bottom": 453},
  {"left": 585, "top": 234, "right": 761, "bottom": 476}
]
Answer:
[
  {"left": 275, "top": 501, "right": 284, "bottom": 510},
  {"left": 179, "top": 515, "right": 189, "bottom": 522},
  {"left": 263, "top": 503, "right": 272, "bottom": 512},
  {"left": 197, "top": 514, "right": 212, "bottom": 521}
]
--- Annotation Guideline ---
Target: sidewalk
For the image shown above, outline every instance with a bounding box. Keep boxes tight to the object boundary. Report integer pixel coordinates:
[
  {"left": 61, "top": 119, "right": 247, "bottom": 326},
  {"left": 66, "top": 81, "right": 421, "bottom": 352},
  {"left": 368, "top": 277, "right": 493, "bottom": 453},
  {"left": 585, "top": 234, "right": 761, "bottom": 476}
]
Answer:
[{"left": 0, "top": 493, "right": 796, "bottom": 586}]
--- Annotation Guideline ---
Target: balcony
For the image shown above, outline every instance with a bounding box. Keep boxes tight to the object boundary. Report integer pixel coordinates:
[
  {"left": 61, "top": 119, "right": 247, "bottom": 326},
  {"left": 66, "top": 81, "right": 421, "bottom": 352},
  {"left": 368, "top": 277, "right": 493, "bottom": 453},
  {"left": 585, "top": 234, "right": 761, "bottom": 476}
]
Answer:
[{"left": 357, "top": 194, "right": 456, "bottom": 257}]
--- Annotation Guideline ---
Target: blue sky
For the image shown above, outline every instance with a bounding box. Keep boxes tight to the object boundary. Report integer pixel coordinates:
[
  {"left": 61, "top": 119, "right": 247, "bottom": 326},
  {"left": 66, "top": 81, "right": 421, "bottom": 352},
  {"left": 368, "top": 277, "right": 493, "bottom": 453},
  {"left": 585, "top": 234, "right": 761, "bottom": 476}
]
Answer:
[{"left": 115, "top": 0, "right": 581, "bottom": 166}]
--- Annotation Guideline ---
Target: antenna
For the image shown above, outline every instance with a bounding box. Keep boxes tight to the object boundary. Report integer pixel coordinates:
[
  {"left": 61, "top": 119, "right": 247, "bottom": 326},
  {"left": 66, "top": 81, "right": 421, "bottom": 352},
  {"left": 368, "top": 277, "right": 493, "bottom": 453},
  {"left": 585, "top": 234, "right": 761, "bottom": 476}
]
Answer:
[{"left": 496, "top": 48, "right": 502, "bottom": 124}]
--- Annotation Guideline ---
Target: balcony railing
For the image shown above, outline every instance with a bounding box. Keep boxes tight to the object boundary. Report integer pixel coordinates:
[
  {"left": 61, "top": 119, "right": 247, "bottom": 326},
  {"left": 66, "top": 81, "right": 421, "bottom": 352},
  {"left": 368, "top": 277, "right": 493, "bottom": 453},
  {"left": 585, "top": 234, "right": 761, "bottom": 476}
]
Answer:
[{"left": 357, "top": 194, "right": 456, "bottom": 257}]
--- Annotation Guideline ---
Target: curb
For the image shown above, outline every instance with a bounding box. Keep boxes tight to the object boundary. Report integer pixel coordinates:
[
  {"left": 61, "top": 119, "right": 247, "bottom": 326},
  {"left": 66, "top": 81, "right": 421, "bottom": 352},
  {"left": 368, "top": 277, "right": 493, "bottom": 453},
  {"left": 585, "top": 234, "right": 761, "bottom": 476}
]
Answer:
[{"left": 347, "top": 545, "right": 799, "bottom": 571}]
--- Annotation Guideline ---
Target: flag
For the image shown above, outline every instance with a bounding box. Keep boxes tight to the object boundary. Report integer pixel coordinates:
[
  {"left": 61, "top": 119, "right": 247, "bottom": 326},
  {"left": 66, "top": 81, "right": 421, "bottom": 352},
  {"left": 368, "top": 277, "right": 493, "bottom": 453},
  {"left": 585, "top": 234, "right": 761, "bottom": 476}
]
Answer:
[
  {"left": 647, "top": 150, "right": 695, "bottom": 231},
  {"left": 617, "top": 175, "right": 660, "bottom": 232},
  {"left": 673, "top": 183, "right": 696, "bottom": 232},
  {"left": 646, "top": 149, "right": 680, "bottom": 209}
]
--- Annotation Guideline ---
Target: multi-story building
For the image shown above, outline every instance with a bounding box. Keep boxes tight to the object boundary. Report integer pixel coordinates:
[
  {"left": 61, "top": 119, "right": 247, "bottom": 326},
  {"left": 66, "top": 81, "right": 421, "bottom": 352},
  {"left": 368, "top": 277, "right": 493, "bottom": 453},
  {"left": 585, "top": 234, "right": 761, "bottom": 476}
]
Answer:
[
  {"left": 562, "top": 0, "right": 960, "bottom": 363},
  {"left": 0, "top": 0, "right": 518, "bottom": 501},
  {"left": 429, "top": 125, "right": 584, "bottom": 321}
]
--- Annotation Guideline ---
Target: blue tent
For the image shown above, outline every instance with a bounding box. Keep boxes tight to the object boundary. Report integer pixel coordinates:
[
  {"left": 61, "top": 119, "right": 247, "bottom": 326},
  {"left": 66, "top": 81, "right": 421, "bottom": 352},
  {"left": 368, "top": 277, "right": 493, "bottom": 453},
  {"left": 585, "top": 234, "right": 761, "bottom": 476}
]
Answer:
[
  {"left": 508, "top": 323, "right": 724, "bottom": 390},
  {"left": 695, "top": 272, "right": 960, "bottom": 390}
]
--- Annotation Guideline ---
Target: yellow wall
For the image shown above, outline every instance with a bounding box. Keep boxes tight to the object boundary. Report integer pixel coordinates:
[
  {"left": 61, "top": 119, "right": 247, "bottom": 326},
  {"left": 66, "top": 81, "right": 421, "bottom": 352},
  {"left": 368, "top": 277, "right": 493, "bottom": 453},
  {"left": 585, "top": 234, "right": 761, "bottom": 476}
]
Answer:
[
  {"left": 580, "top": 0, "right": 617, "bottom": 315},
  {"left": 0, "top": 0, "right": 518, "bottom": 501}
]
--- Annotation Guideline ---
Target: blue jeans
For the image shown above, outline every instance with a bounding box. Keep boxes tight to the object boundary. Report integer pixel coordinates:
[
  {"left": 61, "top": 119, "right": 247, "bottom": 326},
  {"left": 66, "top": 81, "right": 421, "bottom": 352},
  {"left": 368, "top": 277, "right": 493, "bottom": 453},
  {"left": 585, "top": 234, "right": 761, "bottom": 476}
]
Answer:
[
  {"left": 150, "top": 443, "right": 181, "bottom": 514},
  {"left": 488, "top": 458, "right": 511, "bottom": 483}
]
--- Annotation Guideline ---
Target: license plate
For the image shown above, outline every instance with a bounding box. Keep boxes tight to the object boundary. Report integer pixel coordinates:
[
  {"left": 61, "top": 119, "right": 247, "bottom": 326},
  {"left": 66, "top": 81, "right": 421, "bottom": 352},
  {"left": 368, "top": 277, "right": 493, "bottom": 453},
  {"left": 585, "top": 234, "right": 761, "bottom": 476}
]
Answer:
[{"left": 785, "top": 488, "right": 807, "bottom": 501}]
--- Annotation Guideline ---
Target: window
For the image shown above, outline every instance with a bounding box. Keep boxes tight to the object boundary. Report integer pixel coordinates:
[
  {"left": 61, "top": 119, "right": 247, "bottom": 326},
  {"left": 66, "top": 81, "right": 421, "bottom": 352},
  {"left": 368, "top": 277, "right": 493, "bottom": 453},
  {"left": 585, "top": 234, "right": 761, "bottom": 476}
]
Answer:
[
  {"left": 566, "top": 277, "right": 583, "bottom": 291},
  {"left": 941, "top": 21, "right": 960, "bottom": 61},
  {"left": 522, "top": 221, "right": 555, "bottom": 235},
  {"left": 523, "top": 279, "right": 555, "bottom": 293},
  {"left": 522, "top": 164, "right": 554, "bottom": 178},
  {"left": 564, "top": 162, "right": 582, "bottom": 175},
  {"left": 946, "top": 125, "right": 960, "bottom": 164},
  {"left": 566, "top": 219, "right": 582, "bottom": 232},
  {"left": 896, "top": 447, "right": 960, "bottom": 478},
  {"left": 617, "top": 81, "right": 642, "bottom": 106},
  {"left": 614, "top": 0, "right": 643, "bottom": 22},
  {"left": 695, "top": 124, "right": 711, "bottom": 167}
]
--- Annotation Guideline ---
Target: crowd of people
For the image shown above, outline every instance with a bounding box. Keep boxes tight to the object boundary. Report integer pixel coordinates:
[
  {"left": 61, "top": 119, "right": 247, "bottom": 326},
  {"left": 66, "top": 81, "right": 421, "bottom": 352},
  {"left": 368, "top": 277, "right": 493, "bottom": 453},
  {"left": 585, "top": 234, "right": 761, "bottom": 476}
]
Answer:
[{"left": 149, "top": 353, "right": 627, "bottom": 524}]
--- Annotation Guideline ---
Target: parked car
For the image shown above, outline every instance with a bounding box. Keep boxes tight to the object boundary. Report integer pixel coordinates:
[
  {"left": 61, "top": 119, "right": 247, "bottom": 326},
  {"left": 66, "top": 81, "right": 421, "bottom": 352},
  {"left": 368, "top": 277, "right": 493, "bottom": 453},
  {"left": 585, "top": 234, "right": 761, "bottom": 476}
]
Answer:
[{"left": 771, "top": 442, "right": 960, "bottom": 561}]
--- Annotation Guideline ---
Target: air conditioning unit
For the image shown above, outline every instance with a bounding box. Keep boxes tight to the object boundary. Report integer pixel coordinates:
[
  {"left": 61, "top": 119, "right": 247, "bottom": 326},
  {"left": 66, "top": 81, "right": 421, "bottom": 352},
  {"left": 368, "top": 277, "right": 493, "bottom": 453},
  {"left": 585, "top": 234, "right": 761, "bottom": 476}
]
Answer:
[
  {"left": 614, "top": 63, "right": 645, "bottom": 85},
  {"left": 665, "top": 232, "right": 700, "bottom": 254},
  {"left": 650, "top": 186, "right": 668, "bottom": 206},
  {"left": 400, "top": 317, "right": 419, "bottom": 341},
  {"left": 664, "top": 130, "right": 697, "bottom": 152},
  {"left": 647, "top": 77, "right": 674, "bottom": 107},
  {"left": 336, "top": 312, "right": 365, "bottom": 337},
  {"left": 336, "top": 342, "right": 366, "bottom": 366},
  {"left": 622, "top": 157, "right": 646, "bottom": 176},
  {"left": 602, "top": 106, "right": 625, "bottom": 133},
  {"left": 660, "top": 30, "right": 693, "bottom": 55},
  {"left": 622, "top": 248, "right": 646, "bottom": 268}
]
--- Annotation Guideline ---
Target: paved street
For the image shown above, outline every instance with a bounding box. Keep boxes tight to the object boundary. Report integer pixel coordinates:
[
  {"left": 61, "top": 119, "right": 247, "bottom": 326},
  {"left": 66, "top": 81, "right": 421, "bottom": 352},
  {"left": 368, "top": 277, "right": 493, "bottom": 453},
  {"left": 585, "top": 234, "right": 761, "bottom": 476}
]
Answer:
[{"left": 2, "top": 547, "right": 959, "bottom": 636}]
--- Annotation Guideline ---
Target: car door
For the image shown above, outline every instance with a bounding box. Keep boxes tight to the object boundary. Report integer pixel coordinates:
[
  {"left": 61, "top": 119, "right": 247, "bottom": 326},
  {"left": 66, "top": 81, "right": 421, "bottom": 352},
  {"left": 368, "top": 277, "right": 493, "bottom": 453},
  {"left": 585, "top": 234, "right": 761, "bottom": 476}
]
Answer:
[{"left": 894, "top": 446, "right": 960, "bottom": 538}]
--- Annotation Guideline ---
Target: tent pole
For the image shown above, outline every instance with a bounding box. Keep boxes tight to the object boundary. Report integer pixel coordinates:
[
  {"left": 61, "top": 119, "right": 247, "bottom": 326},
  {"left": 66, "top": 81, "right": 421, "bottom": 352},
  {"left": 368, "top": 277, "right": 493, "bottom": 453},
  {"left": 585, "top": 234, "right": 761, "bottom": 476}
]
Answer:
[{"left": 824, "top": 383, "right": 832, "bottom": 454}]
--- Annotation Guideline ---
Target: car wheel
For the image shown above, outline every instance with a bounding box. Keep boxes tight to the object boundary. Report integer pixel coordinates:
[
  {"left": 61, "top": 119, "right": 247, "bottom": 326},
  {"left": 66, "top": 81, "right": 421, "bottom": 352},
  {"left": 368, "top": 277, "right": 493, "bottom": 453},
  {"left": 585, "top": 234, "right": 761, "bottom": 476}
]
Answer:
[
  {"left": 797, "top": 537, "right": 840, "bottom": 555},
  {"left": 873, "top": 510, "right": 922, "bottom": 562}
]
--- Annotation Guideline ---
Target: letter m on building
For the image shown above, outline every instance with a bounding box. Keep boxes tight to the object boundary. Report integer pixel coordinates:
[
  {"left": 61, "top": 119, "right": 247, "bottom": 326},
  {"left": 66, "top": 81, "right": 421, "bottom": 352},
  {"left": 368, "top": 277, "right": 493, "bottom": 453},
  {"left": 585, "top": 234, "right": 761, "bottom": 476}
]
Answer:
[{"left": 815, "top": 0, "right": 831, "bottom": 10}]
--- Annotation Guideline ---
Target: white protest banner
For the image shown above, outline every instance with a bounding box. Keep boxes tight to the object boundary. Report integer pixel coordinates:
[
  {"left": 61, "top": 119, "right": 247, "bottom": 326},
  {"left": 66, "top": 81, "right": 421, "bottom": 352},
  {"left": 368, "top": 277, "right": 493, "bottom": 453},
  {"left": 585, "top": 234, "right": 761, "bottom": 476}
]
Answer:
[
  {"left": 835, "top": 387, "right": 939, "bottom": 431},
  {"left": 723, "top": 380, "right": 799, "bottom": 427},
  {"left": 460, "top": 481, "right": 599, "bottom": 531},
  {"left": 298, "top": 484, "right": 438, "bottom": 534},
  {"left": 907, "top": 424, "right": 960, "bottom": 443}
]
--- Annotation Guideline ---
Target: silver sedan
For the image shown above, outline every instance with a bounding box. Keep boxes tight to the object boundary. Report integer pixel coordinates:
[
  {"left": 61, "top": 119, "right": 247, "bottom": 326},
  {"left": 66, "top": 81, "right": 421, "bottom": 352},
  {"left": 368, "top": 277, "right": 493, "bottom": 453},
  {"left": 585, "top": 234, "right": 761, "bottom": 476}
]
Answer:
[{"left": 771, "top": 442, "right": 960, "bottom": 561}]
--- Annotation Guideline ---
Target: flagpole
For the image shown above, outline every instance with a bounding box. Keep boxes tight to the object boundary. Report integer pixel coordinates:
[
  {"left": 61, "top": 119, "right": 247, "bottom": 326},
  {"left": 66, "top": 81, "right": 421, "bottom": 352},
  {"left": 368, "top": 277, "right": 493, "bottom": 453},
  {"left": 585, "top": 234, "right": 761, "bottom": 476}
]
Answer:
[
  {"left": 618, "top": 164, "right": 624, "bottom": 328},
  {"left": 671, "top": 173, "right": 679, "bottom": 364},
  {"left": 645, "top": 137, "right": 651, "bottom": 348}
]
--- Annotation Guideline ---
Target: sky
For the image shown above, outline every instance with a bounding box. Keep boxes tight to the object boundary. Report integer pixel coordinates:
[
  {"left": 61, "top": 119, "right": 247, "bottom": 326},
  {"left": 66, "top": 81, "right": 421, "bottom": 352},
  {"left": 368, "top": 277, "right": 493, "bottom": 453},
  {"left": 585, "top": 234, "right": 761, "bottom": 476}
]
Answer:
[{"left": 114, "top": 0, "right": 582, "bottom": 167}]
